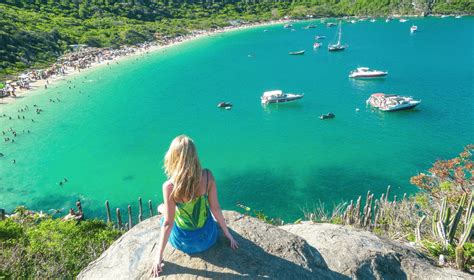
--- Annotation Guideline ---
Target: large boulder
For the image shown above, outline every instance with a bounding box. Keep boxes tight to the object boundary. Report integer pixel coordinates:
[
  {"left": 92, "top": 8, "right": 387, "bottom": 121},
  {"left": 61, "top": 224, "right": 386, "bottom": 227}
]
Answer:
[
  {"left": 78, "top": 211, "right": 471, "bottom": 280},
  {"left": 281, "top": 222, "right": 471, "bottom": 280},
  {"left": 77, "top": 211, "right": 346, "bottom": 279}
]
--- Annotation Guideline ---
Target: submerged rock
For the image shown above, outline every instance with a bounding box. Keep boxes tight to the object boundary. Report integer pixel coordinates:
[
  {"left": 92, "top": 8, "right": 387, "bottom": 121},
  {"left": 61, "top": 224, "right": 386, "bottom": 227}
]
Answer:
[{"left": 78, "top": 211, "right": 471, "bottom": 280}]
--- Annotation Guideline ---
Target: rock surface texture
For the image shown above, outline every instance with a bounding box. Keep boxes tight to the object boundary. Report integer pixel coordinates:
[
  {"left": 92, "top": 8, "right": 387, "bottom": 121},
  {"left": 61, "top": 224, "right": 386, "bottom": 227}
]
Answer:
[
  {"left": 78, "top": 211, "right": 471, "bottom": 280},
  {"left": 282, "top": 223, "right": 471, "bottom": 280}
]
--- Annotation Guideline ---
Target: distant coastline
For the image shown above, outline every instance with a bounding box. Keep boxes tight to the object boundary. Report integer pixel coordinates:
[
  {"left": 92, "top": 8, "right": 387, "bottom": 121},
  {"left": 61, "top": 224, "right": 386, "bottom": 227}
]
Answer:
[{"left": 0, "top": 19, "right": 289, "bottom": 106}]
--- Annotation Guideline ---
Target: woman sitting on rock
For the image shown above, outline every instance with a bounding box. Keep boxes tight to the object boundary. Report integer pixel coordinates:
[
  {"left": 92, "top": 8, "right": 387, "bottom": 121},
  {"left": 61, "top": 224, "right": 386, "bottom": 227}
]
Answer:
[{"left": 151, "top": 135, "right": 238, "bottom": 277}]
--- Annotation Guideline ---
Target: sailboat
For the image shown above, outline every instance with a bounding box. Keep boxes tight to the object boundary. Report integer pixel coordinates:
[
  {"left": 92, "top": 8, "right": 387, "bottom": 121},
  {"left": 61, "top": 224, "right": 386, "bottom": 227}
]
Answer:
[{"left": 328, "top": 21, "right": 347, "bottom": 52}]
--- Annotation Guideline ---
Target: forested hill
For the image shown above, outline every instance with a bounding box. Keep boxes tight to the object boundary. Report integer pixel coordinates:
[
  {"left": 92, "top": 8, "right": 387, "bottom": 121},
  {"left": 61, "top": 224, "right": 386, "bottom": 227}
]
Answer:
[{"left": 0, "top": 0, "right": 472, "bottom": 78}]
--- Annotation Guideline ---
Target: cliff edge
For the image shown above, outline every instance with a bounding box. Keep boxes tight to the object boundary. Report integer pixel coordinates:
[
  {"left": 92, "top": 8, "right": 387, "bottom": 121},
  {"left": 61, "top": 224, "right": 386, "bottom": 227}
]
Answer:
[{"left": 77, "top": 211, "right": 470, "bottom": 280}]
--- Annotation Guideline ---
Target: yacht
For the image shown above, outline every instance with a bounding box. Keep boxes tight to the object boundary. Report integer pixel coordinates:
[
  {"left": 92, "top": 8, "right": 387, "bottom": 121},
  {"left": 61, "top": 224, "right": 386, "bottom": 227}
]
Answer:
[
  {"left": 328, "top": 21, "right": 347, "bottom": 51},
  {"left": 261, "top": 90, "right": 304, "bottom": 104},
  {"left": 349, "top": 67, "right": 388, "bottom": 78},
  {"left": 366, "top": 93, "right": 421, "bottom": 111},
  {"left": 410, "top": 25, "right": 418, "bottom": 33}
]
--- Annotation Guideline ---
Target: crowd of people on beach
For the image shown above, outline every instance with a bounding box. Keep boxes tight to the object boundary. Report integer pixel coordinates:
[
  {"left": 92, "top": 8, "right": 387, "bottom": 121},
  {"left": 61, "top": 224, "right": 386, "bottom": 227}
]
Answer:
[{"left": 0, "top": 20, "right": 288, "bottom": 100}]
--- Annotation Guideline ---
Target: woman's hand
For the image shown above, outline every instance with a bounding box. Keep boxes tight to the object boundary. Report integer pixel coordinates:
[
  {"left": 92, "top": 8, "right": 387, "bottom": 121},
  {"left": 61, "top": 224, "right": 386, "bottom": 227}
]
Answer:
[
  {"left": 226, "top": 234, "right": 239, "bottom": 250},
  {"left": 150, "top": 259, "right": 163, "bottom": 278}
]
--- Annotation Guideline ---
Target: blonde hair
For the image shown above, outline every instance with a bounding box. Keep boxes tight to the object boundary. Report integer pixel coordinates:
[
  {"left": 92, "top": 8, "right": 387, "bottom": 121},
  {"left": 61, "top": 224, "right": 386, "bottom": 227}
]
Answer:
[{"left": 164, "top": 135, "right": 202, "bottom": 202}]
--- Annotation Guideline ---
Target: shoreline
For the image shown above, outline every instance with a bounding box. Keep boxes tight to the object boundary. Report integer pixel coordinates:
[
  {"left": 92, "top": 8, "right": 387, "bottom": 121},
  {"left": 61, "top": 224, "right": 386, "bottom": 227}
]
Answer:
[{"left": 0, "top": 19, "right": 289, "bottom": 107}]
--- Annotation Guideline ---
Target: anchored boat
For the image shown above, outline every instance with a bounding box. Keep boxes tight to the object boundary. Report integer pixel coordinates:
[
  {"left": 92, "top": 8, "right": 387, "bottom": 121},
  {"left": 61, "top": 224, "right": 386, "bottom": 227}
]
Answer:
[
  {"left": 289, "top": 50, "right": 305, "bottom": 55},
  {"left": 349, "top": 67, "right": 388, "bottom": 78},
  {"left": 328, "top": 21, "right": 347, "bottom": 52},
  {"left": 366, "top": 93, "right": 421, "bottom": 111},
  {"left": 261, "top": 90, "right": 304, "bottom": 105}
]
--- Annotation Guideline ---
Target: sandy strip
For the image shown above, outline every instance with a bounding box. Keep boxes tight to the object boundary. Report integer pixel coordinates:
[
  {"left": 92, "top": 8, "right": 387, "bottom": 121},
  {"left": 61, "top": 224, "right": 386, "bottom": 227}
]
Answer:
[{"left": 0, "top": 19, "right": 289, "bottom": 107}]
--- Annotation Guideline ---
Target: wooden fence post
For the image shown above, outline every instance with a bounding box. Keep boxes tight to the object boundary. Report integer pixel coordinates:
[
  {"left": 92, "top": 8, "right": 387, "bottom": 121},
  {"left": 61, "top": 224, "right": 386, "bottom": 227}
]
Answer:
[
  {"left": 148, "top": 200, "right": 153, "bottom": 217},
  {"left": 116, "top": 208, "right": 122, "bottom": 229},
  {"left": 76, "top": 200, "right": 84, "bottom": 220},
  {"left": 128, "top": 205, "right": 133, "bottom": 229},
  {"left": 138, "top": 197, "right": 143, "bottom": 222},
  {"left": 105, "top": 200, "right": 111, "bottom": 223}
]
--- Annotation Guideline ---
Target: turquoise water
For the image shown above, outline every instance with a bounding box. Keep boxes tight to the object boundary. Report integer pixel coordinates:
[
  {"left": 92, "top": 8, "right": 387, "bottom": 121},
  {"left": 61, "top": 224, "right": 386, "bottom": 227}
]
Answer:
[{"left": 1, "top": 17, "right": 473, "bottom": 222}]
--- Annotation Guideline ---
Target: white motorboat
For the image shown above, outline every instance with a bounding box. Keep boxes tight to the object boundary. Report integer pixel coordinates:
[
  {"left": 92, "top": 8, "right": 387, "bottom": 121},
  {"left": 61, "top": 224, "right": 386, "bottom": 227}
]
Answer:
[
  {"left": 261, "top": 90, "right": 304, "bottom": 105},
  {"left": 399, "top": 18, "right": 408, "bottom": 23},
  {"left": 349, "top": 67, "right": 388, "bottom": 78},
  {"left": 366, "top": 93, "right": 421, "bottom": 111},
  {"left": 284, "top": 24, "right": 293, "bottom": 28},
  {"left": 410, "top": 25, "right": 418, "bottom": 33}
]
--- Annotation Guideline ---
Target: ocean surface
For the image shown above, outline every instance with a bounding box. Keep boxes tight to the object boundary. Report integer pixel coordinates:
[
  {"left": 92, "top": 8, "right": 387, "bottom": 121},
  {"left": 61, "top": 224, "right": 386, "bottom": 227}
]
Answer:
[{"left": 1, "top": 17, "right": 473, "bottom": 222}]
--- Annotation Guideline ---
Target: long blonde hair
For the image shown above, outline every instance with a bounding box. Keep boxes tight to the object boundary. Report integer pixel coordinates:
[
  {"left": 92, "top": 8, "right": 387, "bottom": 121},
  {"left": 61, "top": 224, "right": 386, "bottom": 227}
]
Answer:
[{"left": 164, "top": 135, "right": 202, "bottom": 202}]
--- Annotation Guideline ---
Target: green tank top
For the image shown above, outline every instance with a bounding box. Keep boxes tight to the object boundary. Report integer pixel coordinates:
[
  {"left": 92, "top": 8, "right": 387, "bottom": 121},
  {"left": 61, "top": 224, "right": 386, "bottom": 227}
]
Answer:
[{"left": 174, "top": 170, "right": 210, "bottom": 230}]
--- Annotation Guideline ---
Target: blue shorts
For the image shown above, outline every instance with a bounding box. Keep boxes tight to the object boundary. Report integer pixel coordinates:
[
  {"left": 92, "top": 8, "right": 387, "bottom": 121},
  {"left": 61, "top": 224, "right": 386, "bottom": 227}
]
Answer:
[{"left": 161, "top": 211, "right": 218, "bottom": 254}]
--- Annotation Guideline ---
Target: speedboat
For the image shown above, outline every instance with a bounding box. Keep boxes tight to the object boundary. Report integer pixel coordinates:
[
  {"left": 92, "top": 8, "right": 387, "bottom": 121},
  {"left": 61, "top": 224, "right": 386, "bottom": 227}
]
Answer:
[
  {"left": 289, "top": 50, "right": 305, "bottom": 55},
  {"left": 370, "top": 19, "right": 376, "bottom": 23},
  {"left": 366, "top": 93, "right": 421, "bottom": 111},
  {"left": 261, "top": 90, "right": 304, "bottom": 105},
  {"left": 217, "top": 102, "right": 232, "bottom": 110},
  {"left": 349, "top": 67, "right": 388, "bottom": 78},
  {"left": 399, "top": 18, "right": 408, "bottom": 23},
  {"left": 410, "top": 25, "right": 418, "bottom": 33},
  {"left": 455, "top": 15, "right": 462, "bottom": 19},
  {"left": 320, "top": 113, "right": 335, "bottom": 120},
  {"left": 315, "top": 35, "right": 326, "bottom": 40},
  {"left": 326, "top": 22, "right": 336, "bottom": 27}
]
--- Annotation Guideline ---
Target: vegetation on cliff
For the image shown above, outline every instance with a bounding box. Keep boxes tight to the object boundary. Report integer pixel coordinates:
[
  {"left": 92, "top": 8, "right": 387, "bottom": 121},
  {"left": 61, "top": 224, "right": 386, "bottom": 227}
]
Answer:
[
  {"left": 1, "top": 0, "right": 473, "bottom": 79},
  {"left": 0, "top": 207, "right": 122, "bottom": 278}
]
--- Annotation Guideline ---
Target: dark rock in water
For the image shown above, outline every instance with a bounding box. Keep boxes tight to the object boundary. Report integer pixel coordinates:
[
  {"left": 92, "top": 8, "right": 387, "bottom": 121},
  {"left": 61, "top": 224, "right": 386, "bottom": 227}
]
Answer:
[
  {"left": 0, "top": 152, "right": 4, "bottom": 157},
  {"left": 122, "top": 175, "right": 135, "bottom": 181}
]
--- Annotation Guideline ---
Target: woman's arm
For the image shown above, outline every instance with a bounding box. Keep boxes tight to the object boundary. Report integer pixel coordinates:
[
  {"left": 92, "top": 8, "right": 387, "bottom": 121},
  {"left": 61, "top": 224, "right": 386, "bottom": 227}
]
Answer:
[
  {"left": 207, "top": 170, "right": 238, "bottom": 249},
  {"left": 151, "top": 181, "right": 176, "bottom": 277}
]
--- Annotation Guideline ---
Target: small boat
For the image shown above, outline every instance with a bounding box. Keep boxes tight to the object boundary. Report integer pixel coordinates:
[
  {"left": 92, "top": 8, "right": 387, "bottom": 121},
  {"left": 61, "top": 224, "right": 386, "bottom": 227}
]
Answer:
[
  {"left": 366, "top": 93, "right": 421, "bottom": 111},
  {"left": 328, "top": 21, "right": 347, "bottom": 52},
  {"left": 385, "top": 18, "right": 391, "bottom": 23},
  {"left": 261, "top": 90, "right": 304, "bottom": 105},
  {"left": 313, "top": 42, "right": 321, "bottom": 49},
  {"left": 303, "top": 24, "right": 316, "bottom": 29},
  {"left": 263, "top": 29, "right": 269, "bottom": 32},
  {"left": 399, "top": 18, "right": 408, "bottom": 23},
  {"left": 326, "top": 22, "right": 337, "bottom": 27},
  {"left": 455, "top": 15, "right": 462, "bottom": 19},
  {"left": 315, "top": 35, "right": 326, "bottom": 40},
  {"left": 320, "top": 113, "right": 335, "bottom": 120},
  {"left": 370, "top": 19, "right": 376, "bottom": 23},
  {"left": 410, "top": 25, "right": 418, "bottom": 33},
  {"left": 441, "top": 15, "right": 449, "bottom": 18},
  {"left": 284, "top": 24, "right": 293, "bottom": 28},
  {"left": 289, "top": 50, "right": 305, "bottom": 55},
  {"left": 349, "top": 67, "right": 388, "bottom": 78},
  {"left": 217, "top": 102, "right": 233, "bottom": 110}
]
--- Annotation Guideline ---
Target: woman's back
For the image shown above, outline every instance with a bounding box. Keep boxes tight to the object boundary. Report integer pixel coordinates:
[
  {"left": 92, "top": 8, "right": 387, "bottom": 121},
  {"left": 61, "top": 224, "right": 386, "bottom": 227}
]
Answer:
[{"left": 174, "top": 169, "right": 210, "bottom": 230}]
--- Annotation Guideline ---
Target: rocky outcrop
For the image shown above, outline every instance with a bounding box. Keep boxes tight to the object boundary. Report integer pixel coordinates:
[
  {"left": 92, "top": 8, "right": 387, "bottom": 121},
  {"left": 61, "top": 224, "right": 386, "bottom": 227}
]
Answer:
[
  {"left": 78, "top": 211, "right": 471, "bottom": 280},
  {"left": 282, "top": 223, "right": 470, "bottom": 280}
]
